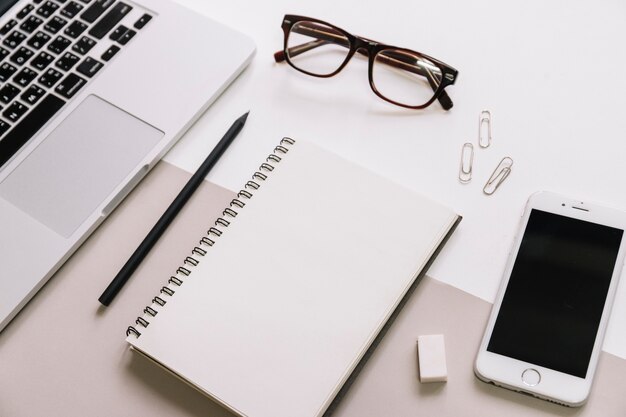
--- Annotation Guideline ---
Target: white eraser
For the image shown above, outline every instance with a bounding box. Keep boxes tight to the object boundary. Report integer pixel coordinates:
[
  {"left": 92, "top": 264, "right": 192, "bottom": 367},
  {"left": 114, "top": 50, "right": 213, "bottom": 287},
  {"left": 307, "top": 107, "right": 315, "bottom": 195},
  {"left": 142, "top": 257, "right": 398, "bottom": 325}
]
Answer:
[{"left": 417, "top": 334, "right": 447, "bottom": 383}]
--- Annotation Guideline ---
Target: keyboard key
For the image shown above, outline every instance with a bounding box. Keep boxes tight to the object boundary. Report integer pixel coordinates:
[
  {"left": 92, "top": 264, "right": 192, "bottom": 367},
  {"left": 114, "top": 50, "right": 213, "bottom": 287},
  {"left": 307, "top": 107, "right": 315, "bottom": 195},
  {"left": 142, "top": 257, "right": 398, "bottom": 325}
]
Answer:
[
  {"left": 9, "top": 46, "right": 34, "bottom": 65},
  {"left": 117, "top": 28, "right": 135, "bottom": 45},
  {"left": 27, "top": 31, "right": 51, "bottom": 50},
  {"left": 0, "top": 47, "right": 9, "bottom": 62},
  {"left": 16, "top": 4, "right": 35, "bottom": 19},
  {"left": 31, "top": 51, "right": 54, "bottom": 70},
  {"left": 78, "top": 0, "right": 92, "bottom": 3},
  {"left": 20, "top": 15, "right": 44, "bottom": 33},
  {"left": 76, "top": 56, "right": 102, "bottom": 77},
  {"left": 38, "top": 68, "right": 63, "bottom": 87},
  {"left": 55, "top": 72, "right": 85, "bottom": 98},
  {"left": 89, "top": 2, "right": 132, "bottom": 39},
  {"left": 80, "top": 0, "right": 114, "bottom": 23},
  {"left": 21, "top": 85, "right": 45, "bottom": 105},
  {"left": 3, "top": 101, "right": 29, "bottom": 122},
  {"left": 100, "top": 44, "right": 119, "bottom": 61},
  {"left": 44, "top": 16, "right": 68, "bottom": 34},
  {"left": 0, "top": 119, "right": 10, "bottom": 137},
  {"left": 55, "top": 51, "right": 79, "bottom": 70},
  {"left": 134, "top": 14, "right": 152, "bottom": 30},
  {"left": 0, "top": 63, "right": 17, "bottom": 81},
  {"left": 0, "top": 94, "right": 65, "bottom": 168},
  {"left": 61, "top": 1, "right": 84, "bottom": 18},
  {"left": 33, "top": 0, "right": 44, "bottom": 3},
  {"left": 3, "top": 31, "right": 27, "bottom": 49},
  {"left": 55, "top": 0, "right": 68, "bottom": 3},
  {"left": 0, "top": 84, "right": 21, "bottom": 103},
  {"left": 64, "top": 20, "right": 87, "bottom": 38},
  {"left": 72, "top": 36, "right": 95, "bottom": 55},
  {"left": 47, "top": 35, "right": 71, "bottom": 54},
  {"left": 0, "top": 19, "right": 17, "bottom": 36},
  {"left": 109, "top": 24, "right": 127, "bottom": 41},
  {"left": 36, "top": 1, "right": 59, "bottom": 18},
  {"left": 13, "top": 67, "right": 38, "bottom": 87}
]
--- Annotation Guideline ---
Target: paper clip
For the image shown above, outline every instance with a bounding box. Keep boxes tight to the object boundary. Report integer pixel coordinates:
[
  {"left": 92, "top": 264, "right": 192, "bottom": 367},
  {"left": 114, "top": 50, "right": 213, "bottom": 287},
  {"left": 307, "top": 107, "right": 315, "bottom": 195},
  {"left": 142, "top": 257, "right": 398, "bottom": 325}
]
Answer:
[
  {"left": 478, "top": 110, "right": 492, "bottom": 148},
  {"left": 483, "top": 157, "right": 513, "bottom": 195},
  {"left": 458, "top": 143, "right": 473, "bottom": 183}
]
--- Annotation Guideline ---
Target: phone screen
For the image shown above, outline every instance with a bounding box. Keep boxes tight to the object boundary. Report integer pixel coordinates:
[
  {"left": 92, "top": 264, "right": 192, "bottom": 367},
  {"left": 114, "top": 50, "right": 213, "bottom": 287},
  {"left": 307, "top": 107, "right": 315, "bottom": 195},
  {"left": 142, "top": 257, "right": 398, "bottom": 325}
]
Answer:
[{"left": 487, "top": 209, "right": 623, "bottom": 378}]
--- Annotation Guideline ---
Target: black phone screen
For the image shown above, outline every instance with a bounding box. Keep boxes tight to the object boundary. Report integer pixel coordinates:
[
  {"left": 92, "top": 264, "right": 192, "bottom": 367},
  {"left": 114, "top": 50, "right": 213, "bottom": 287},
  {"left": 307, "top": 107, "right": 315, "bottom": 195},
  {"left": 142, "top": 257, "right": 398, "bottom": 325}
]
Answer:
[{"left": 487, "top": 209, "right": 623, "bottom": 378}]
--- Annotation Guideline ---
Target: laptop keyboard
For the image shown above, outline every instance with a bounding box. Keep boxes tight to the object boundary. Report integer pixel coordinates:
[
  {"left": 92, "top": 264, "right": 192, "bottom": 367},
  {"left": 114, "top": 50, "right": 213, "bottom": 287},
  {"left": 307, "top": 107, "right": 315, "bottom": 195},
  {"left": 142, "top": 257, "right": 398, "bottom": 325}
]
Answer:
[{"left": 0, "top": 0, "right": 153, "bottom": 169}]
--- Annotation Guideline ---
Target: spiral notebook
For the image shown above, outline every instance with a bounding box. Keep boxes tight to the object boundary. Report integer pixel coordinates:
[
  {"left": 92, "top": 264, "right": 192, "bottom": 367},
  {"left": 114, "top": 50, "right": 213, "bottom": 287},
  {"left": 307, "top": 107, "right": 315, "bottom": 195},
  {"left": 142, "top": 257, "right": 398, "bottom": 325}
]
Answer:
[{"left": 125, "top": 138, "right": 461, "bottom": 417}]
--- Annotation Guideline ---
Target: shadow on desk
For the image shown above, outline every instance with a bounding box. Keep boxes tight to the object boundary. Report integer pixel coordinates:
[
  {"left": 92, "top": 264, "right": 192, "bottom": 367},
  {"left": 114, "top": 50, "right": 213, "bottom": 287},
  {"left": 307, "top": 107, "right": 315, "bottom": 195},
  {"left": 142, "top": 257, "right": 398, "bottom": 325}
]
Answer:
[
  {"left": 126, "top": 277, "right": 624, "bottom": 417},
  {"left": 331, "top": 277, "right": 626, "bottom": 417},
  {"left": 126, "top": 349, "right": 236, "bottom": 417},
  {"left": 0, "top": 160, "right": 623, "bottom": 417},
  {"left": 0, "top": 161, "right": 237, "bottom": 417}
]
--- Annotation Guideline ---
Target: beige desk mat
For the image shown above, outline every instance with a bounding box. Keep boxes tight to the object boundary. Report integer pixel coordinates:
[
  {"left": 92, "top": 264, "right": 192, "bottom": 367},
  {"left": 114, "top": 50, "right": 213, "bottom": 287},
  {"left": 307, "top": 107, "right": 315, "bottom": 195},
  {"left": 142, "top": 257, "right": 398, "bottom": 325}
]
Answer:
[{"left": 0, "top": 161, "right": 624, "bottom": 416}]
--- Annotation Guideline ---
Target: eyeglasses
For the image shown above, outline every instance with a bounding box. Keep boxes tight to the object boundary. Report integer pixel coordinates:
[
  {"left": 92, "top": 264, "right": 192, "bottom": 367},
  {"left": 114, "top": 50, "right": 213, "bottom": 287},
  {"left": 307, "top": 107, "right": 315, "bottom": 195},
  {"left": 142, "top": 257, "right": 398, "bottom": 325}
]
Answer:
[{"left": 274, "top": 15, "right": 459, "bottom": 110}]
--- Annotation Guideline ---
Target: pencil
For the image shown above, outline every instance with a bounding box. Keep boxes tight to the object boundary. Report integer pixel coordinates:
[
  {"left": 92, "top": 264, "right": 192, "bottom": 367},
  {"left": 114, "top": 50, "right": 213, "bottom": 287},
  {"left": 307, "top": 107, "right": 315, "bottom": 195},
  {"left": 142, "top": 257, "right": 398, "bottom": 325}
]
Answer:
[{"left": 98, "top": 111, "right": 249, "bottom": 306}]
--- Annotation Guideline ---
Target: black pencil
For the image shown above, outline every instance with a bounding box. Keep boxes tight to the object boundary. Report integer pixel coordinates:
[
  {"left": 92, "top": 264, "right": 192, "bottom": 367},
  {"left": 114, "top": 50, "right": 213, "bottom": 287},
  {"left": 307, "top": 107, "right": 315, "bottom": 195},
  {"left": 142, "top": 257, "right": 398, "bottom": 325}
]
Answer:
[{"left": 98, "top": 111, "right": 249, "bottom": 306}]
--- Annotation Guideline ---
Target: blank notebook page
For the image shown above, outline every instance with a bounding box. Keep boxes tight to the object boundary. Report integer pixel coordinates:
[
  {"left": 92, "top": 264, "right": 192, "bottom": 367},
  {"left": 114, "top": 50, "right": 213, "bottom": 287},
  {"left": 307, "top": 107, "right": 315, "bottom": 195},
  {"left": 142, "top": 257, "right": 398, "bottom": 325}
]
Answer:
[{"left": 127, "top": 140, "right": 458, "bottom": 417}]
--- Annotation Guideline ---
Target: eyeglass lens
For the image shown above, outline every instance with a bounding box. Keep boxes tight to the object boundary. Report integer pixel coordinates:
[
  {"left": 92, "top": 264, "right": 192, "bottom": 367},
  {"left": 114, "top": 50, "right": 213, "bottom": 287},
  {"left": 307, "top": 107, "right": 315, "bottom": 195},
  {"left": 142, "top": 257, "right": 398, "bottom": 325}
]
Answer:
[
  {"left": 286, "top": 21, "right": 350, "bottom": 76},
  {"left": 372, "top": 50, "right": 442, "bottom": 107}
]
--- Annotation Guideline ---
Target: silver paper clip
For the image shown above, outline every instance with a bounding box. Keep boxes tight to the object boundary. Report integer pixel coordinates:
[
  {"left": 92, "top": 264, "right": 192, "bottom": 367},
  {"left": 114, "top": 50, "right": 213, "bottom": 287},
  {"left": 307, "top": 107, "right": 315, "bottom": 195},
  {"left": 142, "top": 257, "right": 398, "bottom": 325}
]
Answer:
[
  {"left": 478, "top": 110, "right": 492, "bottom": 148},
  {"left": 483, "top": 157, "right": 513, "bottom": 195},
  {"left": 459, "top": 143, "right": 473, "bottom": 183}
]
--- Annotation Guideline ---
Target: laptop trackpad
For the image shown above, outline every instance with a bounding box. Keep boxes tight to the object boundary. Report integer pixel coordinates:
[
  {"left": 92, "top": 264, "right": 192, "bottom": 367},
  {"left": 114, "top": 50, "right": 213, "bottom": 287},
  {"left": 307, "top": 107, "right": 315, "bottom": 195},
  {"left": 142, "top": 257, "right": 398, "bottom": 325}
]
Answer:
[{"left": 0, "top": 95, "right": 163, "bottom": 237}]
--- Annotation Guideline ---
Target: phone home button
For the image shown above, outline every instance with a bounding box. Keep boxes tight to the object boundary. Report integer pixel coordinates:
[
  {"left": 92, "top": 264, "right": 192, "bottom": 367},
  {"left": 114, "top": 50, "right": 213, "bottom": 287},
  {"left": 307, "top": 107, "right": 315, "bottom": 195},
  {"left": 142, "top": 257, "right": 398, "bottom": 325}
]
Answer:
[{"left": 521, "top": 368, "right": 541, "bottom": 386}]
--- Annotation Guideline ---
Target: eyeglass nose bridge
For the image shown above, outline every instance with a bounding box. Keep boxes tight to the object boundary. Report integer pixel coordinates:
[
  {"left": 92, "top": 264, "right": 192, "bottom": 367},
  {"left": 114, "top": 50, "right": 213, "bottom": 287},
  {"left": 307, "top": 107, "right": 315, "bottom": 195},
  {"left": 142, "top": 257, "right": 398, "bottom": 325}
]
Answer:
[
  {"left": 350, "top": 37, "right": 383, "bottom": 92},
  {"left": 352, "top": 36, "right": 379, "bottom": 53},
  {"left": 350, "top": 37, "right": 382, "bottom": 72}
]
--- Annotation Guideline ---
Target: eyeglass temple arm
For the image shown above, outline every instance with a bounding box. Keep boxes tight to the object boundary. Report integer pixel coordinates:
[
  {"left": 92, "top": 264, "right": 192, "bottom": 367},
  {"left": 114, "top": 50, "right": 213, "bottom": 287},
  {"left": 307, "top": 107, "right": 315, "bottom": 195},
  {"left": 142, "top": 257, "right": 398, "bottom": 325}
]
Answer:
[
  {"left": 274, "top": 23, "right": 453, "bottom": 110},
  {"left": 274, "top": 38, "right": 333, "bottom": 62}
]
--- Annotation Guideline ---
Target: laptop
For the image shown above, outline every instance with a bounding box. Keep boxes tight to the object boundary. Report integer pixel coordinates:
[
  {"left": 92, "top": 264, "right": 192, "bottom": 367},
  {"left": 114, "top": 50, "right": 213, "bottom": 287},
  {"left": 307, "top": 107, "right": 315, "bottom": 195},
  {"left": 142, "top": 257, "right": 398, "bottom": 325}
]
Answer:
[{"left": 0, "top": 0, "right": 255, "bottom": 331}]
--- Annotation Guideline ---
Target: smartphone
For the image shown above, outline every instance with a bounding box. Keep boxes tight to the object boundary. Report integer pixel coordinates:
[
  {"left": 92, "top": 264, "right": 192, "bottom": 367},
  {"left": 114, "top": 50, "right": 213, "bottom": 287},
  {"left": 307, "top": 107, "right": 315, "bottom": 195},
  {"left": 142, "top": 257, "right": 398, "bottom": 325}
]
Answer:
[{"left": 475, "top": 191, "right": 626, "bottom": 406}]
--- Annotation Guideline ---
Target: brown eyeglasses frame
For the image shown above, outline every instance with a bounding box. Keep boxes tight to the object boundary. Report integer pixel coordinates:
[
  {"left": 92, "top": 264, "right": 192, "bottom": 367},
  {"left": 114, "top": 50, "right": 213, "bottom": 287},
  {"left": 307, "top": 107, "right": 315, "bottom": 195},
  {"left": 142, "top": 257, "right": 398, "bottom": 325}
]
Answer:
[{"left": 274, "top": 15, "right": 459, "bottom": 110}]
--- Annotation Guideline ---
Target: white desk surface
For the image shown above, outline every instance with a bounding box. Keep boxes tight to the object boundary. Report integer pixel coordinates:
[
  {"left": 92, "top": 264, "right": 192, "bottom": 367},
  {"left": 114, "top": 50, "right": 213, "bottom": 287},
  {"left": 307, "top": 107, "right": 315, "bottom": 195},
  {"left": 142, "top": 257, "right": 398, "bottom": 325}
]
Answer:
[{"left": 165, "top": 0, "right": 626, "bottom": 360}]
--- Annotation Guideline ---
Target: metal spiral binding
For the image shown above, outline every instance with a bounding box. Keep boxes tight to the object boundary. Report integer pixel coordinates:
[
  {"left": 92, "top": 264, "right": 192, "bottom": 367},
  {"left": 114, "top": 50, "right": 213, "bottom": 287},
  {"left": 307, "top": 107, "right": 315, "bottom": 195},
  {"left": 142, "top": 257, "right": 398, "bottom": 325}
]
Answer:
[{"left": 126, "top": 137, "right": 296, "bottom": 337}]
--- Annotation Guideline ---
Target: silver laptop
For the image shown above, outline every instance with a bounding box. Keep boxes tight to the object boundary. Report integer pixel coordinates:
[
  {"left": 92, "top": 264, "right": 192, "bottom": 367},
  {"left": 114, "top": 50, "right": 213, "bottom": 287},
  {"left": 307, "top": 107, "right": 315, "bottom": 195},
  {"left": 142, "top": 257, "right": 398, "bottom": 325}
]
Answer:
[{"left": 0, "top": 0, "right": 255, "bottom": 331}]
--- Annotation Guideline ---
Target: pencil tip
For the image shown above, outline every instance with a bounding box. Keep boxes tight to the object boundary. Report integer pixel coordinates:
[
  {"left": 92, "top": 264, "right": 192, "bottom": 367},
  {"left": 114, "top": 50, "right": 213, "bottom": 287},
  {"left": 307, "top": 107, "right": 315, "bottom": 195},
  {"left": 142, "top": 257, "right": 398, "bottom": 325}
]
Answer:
[{"left": 239, "top": 111, "right": 250, "bottom": 123}]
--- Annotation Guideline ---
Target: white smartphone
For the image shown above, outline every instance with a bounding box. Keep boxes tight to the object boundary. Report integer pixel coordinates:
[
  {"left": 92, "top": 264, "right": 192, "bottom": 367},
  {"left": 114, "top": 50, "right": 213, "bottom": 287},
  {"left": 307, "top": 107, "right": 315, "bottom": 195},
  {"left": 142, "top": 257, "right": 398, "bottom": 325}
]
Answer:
[{"left": 475, "top": 191, "right": 626, "bottom": 406}]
